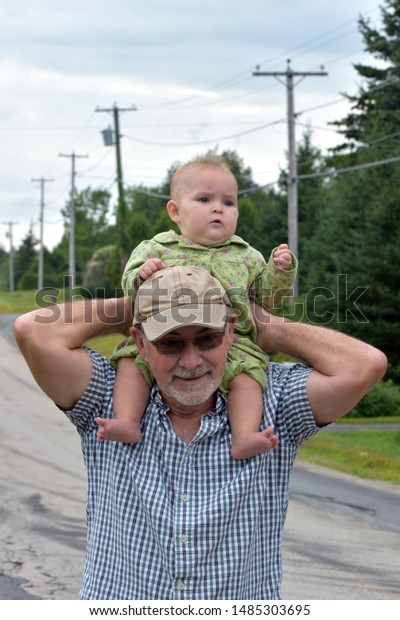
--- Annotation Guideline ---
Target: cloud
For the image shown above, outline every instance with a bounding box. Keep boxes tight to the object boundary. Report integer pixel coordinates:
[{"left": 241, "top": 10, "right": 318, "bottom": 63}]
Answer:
[{"left": 0, "top": 0, "right": 380, "bottom": 253}]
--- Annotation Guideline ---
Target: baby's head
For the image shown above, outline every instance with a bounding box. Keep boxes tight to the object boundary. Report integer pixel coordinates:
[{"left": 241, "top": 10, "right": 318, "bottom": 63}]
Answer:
[
  {"left": 170, "top": 154, "right": 236, "bottom": 201},
  {"left": 167, "top": 154, "right": 239, "bottom": 247}
]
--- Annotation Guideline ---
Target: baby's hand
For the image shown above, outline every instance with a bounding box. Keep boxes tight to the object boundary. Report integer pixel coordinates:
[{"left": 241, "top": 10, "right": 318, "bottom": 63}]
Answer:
[
  {"left": 139, "top": 258, "right": 166, "bottom": 280},
  {"left": 273, "top": 243, "right": 292, "bottom": 270}
]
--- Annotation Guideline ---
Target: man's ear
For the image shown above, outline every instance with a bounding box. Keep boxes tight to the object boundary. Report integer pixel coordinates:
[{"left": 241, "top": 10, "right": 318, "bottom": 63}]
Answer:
[
  {"left": 130, "top": 327, "right": 148, "bottom": 361},
  {"left": 166, "top": 199, "right": 180, "bottom": 223}
]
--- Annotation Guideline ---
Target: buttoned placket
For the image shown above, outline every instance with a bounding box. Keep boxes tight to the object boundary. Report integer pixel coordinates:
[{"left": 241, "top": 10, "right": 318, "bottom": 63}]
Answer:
[
  {"left": 151, "top": 388, "right": 228, "bottom": 599},
  {"left": 173, "top": 411, "right": 229, "bottom": 599},
  {"left": 152, "top": 399, "right": 196, "bottom": 598},
  {"left": 173, "top": 440, "right": 196, "bottom": 598}
]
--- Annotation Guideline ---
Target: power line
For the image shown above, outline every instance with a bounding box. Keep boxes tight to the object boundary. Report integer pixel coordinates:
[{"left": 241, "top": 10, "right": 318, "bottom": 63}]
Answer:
[
  {"left": 134, "top": 6, "right": 379, "bottom": 112},
  {"left": 132, "top": 151, "right": 400, "bottom": 203},
  {"left": 255, "top": 6, "right": 379, "bottom": 71},
  {"left": 297, "top": 154, "right": 400, "bottom": 181},
  {"left": 123, "top": 118, "right": 285, "bottom": 148}
]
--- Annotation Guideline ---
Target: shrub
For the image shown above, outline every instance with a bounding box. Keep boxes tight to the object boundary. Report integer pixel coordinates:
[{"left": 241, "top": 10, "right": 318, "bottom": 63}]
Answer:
[{"left": 347, "top": 380, "right": 400, "bottom": 418}]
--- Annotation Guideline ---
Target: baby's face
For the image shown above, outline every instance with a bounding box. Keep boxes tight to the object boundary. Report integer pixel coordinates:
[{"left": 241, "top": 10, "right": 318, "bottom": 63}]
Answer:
[{"left": 171, "top": 166, "right": 238, "bottom": 246}]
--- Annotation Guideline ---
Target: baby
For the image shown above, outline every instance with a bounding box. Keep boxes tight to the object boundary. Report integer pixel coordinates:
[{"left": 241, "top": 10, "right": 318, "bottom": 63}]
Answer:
[{"left": 96, "top": 154, "right": 297, "bottom": 459}]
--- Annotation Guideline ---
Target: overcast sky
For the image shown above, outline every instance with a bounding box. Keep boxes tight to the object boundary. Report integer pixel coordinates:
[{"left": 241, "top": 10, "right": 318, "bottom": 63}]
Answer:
[{"left": 0, "top": 0, "right": 382, "bottom": 251}]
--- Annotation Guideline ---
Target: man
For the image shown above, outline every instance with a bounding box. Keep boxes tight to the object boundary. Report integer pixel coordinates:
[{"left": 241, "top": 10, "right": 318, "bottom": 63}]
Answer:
[{"left": 14, "top": 265, "right": 386, "bottom": 600}]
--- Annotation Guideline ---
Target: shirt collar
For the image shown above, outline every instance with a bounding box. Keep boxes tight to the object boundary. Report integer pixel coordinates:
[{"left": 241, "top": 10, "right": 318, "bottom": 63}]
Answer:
[{"left": 153, "top": 230, "right": 249, "bottom": 248}]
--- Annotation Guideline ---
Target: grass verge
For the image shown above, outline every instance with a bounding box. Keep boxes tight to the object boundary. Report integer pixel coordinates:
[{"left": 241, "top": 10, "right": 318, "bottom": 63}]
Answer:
[
  {"left": 85, "top": 334, "right": 123, "bottom": 357},
  {"left": 0, "top": 290, "right": 41, "bottom": 313},
  {"left": 0, "top": 289, "right": 67, "bottom": 314},
  {"left": 298, "top": 430, "right": 400, "bottom": 485},
  {"left": 335, "top": 415, "right": 400, "bottom": 424}
]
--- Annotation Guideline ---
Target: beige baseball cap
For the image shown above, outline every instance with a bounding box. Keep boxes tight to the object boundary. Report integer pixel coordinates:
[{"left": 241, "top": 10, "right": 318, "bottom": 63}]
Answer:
[{"left": 133, "top": 265, "right": 231, "bottom": 341}]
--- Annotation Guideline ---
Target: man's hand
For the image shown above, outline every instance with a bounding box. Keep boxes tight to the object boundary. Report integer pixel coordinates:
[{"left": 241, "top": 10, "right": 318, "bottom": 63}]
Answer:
[
  {"left": 252, "top": 302, "right": 387, "bottom": 426},
  {"left": 14, "top": 297, "right": 134, "bottom": 410},
  {"left": 273, "top": 243, "right": 292, "bottom": 271},
  {"left": 139, "top": 258, "right": 166, "bottom": 280}
]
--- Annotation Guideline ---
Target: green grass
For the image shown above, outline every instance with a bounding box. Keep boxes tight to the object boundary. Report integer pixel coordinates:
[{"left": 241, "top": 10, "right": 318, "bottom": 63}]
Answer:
[
  {"left": 335, "top": 415, "right": 400, "bottom": 424},
  {"left": 0, "top": 289, "right": 41, "bottom": 313},
  {"left": 85, "top": 333, "right": 123, "bottom": 358},
  {"left": 298, "top": 430, "right": 400, "bottom": 485},
  {"left": 0, "top": 288, "right": 68, "bottom": 314}
]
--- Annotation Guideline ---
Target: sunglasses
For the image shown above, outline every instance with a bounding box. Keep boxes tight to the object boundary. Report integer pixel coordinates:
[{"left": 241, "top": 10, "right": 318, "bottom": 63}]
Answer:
[{"left": 151, "top": 329, "right": 226, "bottom": 356}]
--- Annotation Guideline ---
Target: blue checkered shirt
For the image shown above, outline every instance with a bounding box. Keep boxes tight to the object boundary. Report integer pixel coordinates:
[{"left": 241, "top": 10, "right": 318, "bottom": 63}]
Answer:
[{"left": 64, "top": 349, "right": 318, "bottom": 600}]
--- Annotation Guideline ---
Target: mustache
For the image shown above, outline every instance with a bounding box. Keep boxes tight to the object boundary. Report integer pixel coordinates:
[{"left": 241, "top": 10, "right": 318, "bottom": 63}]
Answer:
[{"left": 172, "top": 365, "right": 213, "bottom": 379}]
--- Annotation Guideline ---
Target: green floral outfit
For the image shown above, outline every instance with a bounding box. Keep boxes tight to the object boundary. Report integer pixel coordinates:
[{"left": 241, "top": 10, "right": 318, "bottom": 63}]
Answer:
[{"left": 112, "top": 230, "right": 297, "bottom": 392}]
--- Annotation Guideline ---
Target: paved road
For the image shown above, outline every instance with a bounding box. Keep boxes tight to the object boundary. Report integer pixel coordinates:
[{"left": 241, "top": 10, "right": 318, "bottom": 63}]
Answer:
[
  {"left": 0, "top": 314, "right": 399, "bottom": 600},
  {"left": 283, "top": 461, "right": 400, "bottom": 599},
  {"left": 0, "top": 315, "right": 86, "bottom": 599}
]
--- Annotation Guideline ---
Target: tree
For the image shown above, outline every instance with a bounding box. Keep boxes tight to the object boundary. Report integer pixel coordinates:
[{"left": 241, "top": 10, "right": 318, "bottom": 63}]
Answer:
[
  {"left": 219, "top": 149, "right": 255, "bottom": 191},
  {"left": 0, "top": 244, "right": 9, "bottom": 290},
  {"left": 235, "top": 197, "right": 258, "bottom": 247},
  {"left": 56, "top": 187, "right": 114, "bottom": 287},
  {"left": 125, "top": 187, "right": 169, "bottom": 238},
  {"left": 295, "top": 128, "right": 331, "bottom": 293},
  {"left": 296, "top": 129, "right": 326, "bottom": 244},
  {"left": 14, "top": 225, "right": 38, "bottom": 290},
  {"left": 83, "top": 245, "right": 116, "bottom": 295},
  {"left": 331, "top": 0, "right": 400, "bottom": 154},
  {"left": 305, "top": 0, "right": 400, "bottom": 380}
]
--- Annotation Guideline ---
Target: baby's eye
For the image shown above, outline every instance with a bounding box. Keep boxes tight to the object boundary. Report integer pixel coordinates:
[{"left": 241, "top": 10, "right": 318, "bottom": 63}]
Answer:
[
  {"left": 224, "top": 200, "right": 235, "bottom": 207},
  {"left": 199, "top": 196, "right": 210, "bottom": 203}
]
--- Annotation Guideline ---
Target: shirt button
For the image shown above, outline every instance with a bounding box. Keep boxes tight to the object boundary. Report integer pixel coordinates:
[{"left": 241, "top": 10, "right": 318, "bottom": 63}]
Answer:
[
  {"left": 181, "top": 494, "right": 189, "bottom": 502},
  {"left": 186, "top": 446, "right": 193, "bottom": 454},
  {"left": 179, "top": 535, "right": 188, "bottom": 543},
  {"left": 177, "top": 581, "right": 185, "bottom": 590}
]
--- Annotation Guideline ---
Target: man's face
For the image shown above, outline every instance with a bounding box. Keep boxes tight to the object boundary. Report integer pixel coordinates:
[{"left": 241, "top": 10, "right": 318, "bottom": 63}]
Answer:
[{"left": 132, "top": 322, "right": 234, "bottom": 411}]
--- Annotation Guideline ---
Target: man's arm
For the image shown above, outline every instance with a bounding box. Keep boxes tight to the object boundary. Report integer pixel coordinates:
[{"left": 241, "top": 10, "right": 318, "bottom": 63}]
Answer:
[
  {"left": 14, "top": 297, "right": 133, "bottom": 410},
  {"left": 253, "top": 305, "right": 387, "bottom": 426}
]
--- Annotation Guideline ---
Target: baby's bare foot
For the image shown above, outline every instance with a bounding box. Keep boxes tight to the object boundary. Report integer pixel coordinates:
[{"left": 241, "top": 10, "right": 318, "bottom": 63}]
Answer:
[
  {"left": 231, "top": 427, "right": 279, "bottom": 460},
  {"left": 95, "top": 417, "right": 142, "bottom": 444}
]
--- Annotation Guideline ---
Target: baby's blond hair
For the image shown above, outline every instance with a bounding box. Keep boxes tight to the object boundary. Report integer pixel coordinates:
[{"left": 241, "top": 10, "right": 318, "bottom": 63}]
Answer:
[{"left": 170, "top": 154, "right": 236, "bottom": 200}]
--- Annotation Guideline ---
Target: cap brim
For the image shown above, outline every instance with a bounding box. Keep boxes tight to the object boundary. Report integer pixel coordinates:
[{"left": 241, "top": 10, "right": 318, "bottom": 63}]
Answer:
[{"left": 140, "top": 303, "right": 228, "bottom": 341}]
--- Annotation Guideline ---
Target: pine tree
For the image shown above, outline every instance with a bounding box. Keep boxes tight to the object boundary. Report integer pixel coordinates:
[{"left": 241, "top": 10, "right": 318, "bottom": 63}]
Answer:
[
  {"left": 308, "top": 0, "right": 400, "bottom": 380},
  {"left": 14, "top": 225, "right": 38, "bottom": 290}
]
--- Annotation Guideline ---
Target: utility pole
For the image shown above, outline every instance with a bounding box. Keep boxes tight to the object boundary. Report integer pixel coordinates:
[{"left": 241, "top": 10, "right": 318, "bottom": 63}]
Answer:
[
  {"left": 2, "top": 221, "right": 18, "bottom": 292},
  {"left": 31, "top": 176, "right": 54, "bottom": 290},
  {"left": 59, "top": 152, "right": 88, "bottom": 298},
  {"left": 253, "top": 60, "right": 327, "bottom": 295},
  {"left": 96, "top": 102, "right": 137, "bottom": 268}
]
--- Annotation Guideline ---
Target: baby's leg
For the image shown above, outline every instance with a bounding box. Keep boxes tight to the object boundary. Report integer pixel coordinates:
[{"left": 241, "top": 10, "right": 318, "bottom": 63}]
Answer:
[
  {"left": 96, "top": 357, "right": 149, "bottom": 443},
  {"left": 228, "top": 373, "right": 279, "bottom": 459}
]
